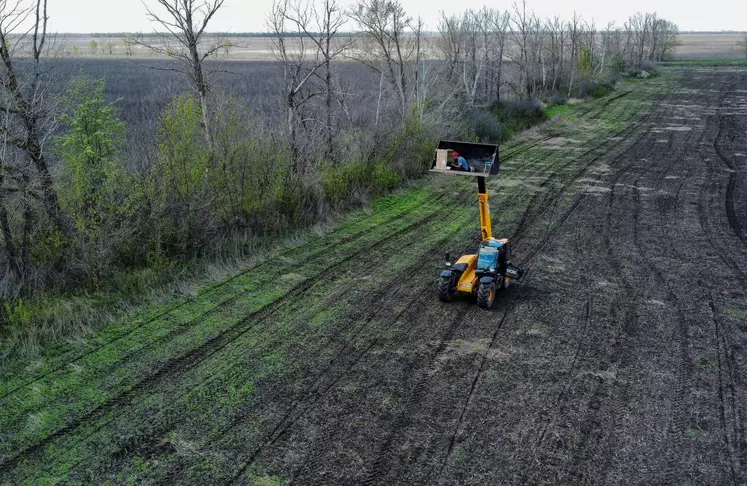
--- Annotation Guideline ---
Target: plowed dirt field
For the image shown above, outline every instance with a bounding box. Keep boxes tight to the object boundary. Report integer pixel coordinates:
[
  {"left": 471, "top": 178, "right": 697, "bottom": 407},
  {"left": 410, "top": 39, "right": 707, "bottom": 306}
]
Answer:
[{"left": 2, "top": 69, "right": 746, "bottom": 485}]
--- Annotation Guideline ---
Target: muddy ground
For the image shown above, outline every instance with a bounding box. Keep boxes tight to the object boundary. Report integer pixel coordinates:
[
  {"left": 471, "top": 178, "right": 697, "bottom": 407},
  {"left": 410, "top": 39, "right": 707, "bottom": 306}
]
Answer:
[{"left": 1, "top": 69, "right": 746, "bottom": 485}]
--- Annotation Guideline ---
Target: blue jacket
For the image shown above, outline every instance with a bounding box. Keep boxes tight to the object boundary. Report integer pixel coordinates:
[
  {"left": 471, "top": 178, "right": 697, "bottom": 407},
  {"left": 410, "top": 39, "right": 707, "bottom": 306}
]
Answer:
[{"left": 457, "top": 156, "right": 469, "bottom": 171}]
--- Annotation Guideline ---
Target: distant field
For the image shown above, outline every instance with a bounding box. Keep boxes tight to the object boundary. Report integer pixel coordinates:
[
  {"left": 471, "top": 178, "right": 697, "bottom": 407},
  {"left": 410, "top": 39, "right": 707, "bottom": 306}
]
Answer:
[
  {"left": 59, "top": 35, "right": 292, "bottom": 60},
  {"left": 675, "top": 33, "right": 747, "bottom": 59},
  {"left": 56, "top": 35, "right": 441, "bottom": 61},
  {"left": 57, "top": 32, "right": 747, "bottom": 62}
]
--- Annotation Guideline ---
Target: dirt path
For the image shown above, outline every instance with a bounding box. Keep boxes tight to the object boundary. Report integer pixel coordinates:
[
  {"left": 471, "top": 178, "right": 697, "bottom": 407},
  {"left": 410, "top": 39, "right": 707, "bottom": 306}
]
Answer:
[{"left": 1, "top": 70, "right": 746, "bottom": 485}]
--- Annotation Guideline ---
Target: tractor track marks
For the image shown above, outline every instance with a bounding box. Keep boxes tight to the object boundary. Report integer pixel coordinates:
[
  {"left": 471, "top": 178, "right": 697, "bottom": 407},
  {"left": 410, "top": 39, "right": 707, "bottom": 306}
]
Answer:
[
  {"left": 2, "top": 200, "right": 458, "bottom": 476},
  {"left": 714, "top": 85, "right": 746, "bottom": 248},
  {"left": 9, "top": 200, "right": 478, "bottom": 480},
  {"left": 515, "top": 83, "right": 680, "bottom": 483},
  {"left": 359, "top": 310, "right": 469, "bottom": 486},
  {"left": 435, "top": 304, "right": 513, "bottom": 481},
  {"left": 367, "top": 88, "right": 656, "bottom": 485}
]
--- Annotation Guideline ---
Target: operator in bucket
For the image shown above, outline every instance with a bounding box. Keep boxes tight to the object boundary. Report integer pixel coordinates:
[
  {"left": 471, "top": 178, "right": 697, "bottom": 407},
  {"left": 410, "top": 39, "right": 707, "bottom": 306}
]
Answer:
[{"left": 451, "top": 151, "right": 471, "bottom": 172}]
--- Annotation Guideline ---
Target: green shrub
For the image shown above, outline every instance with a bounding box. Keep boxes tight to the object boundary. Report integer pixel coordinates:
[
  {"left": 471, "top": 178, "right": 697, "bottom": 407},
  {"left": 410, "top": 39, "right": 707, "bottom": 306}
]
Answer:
[
  {"left": 489, "top": 100, "right": 547, "bottom": 141},
  {"left": 589, "top": 83, "right": 615, "bottom": 99},
  {"left": 463, "top": 108, "right": 503, "bottom": 143},
  {"left": 210, "top": 94, "right": 285, "bottom": 233},
  {"left": 55, "top": 74, "right": 135, "bottom": 282},
  {"left": 147, "top": 94, "right": 212, "bottom": 257}
]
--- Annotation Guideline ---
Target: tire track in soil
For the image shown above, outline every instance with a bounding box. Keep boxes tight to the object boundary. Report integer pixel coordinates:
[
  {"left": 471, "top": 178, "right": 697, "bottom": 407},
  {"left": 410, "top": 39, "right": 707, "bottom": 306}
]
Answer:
[
  {"left": 610, "top": 75, "right": 741, "bottom": 483},
  {"left": 709, "top": 294, "right": 743, "bottom": 482},
  {"left": 632, "top": 176, "right": 693, "bottom": 485},
  {"left": 510, "top": 95, "right": 650, "bottom": 245},
  {"left": 511, "top": 222, "right": 593, "bottom": 482},
  {"left": 380, "top": 84, "right": 668, "bottom": 485},
  {"left": 563, "top": 156, "right": 642, "bottom": 484},
  {"left": 228, "top": 267, "right": 475, "bottom": 485},
  {"left": 262, "top": 106, "right": 634, "bottom": 484},
  {"left": 2, "top": 201, "right": 461, "bottom": 477},
  {"left": 713, "top": 83, "right": 746, "bottom": 247},
  {"left": 695, "top": 73, "right": 747, "bottom": 482},
  {"left": 645, "top": 84, "right": 743, "bottom": 481},
  {"left": 12, "top": 197, "right": 480, "bottom": 483},
  {"left": 222, "top": 101, "right": 647, "bottom": 484},
  {"left": 434, "top": 304, "right": 513, "bottom": 481},
  {"left": 696, "top": 75, "right": 747, "bottom": 293},
  {"left": 518, "top": 82, "right": 679, "bottom": 484},
  {"left": 694, "top": 74, "right": 747, "bottom": 481},
  {"left": 283, "top": 247, "right": 484, "bottom": 485},
  {"left": 203, "top": 215, "right": 478, "bottom": 484},
  {"left": 579, "top": 83, "right": 696, "bottom": 483},
  {"left": 356, "top": 308, "right": 473, "bottom": 486}
]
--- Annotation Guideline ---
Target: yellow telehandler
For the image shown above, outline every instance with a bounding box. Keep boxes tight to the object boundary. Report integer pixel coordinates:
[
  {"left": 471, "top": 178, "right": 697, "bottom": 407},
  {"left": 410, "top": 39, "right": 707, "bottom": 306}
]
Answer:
[{"left": 431, "top": 141, "right": 523, "bottom": 309}]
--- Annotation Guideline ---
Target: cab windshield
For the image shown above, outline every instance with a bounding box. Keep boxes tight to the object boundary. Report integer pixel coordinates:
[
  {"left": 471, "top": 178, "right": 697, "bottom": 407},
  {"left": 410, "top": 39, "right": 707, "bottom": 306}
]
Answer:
[{"left": 477, "top": 247, "right": 499, "bottom": 271}]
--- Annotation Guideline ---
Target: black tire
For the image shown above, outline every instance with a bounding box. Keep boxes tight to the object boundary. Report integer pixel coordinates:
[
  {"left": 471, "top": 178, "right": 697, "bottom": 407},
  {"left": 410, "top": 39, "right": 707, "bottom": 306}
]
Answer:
[
  {"left": 477, "top": 281, "right": 496, "bottom": 309},
  {"left": 438, "top": 276, "right": 454, "bottom": 302}
]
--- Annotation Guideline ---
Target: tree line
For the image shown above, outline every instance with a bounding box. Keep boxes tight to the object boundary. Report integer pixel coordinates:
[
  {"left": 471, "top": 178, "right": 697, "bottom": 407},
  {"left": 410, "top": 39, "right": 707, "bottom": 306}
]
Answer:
[{"left": 0, "top": 0, "right": 676, "bottom": 309}]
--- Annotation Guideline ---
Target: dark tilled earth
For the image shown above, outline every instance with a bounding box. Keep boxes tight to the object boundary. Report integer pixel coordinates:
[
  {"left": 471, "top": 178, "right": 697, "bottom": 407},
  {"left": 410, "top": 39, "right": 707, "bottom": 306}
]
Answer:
[
  {"left": 251, "top": 70, "right": 747, "bottom": 485},
  {"left": 1, "top": 69, "right": 746, "bottom": 485}
]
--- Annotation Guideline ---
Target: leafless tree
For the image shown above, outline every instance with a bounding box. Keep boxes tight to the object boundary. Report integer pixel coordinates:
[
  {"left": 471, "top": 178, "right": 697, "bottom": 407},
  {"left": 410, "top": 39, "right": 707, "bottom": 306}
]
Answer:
[
  {"left": 510, "top": 0, "right": 531, "bottom": 99},
  {"left": 122, "top": 33, "right": 135, "bottom": 56},
  {"left": 349, "top": 0, "right": 418, "bottom": 116},
  {"left": 0, "top": 0, "right": 68, "bottom": 286},
  {"left": 268, "top": 0, "right": 346, "bottom": 173},
  {"left": 137, "top": 0, "right": 227, "bottom": 153},
  {"left": 566, "top": 12, "right": 581, "bottom": 97},
  {"left": 0, "top": 0, "right": 63, "bottom": 234},
  {"left": 438, "top": 11, "right": 489, "bottom": 106},
  {"left": 489, "top": 10, "right": 510, "bottom": 102},
  {"left": 314, "top": 0, "right": 347, "bottom": 158},
  {"left": 545, "top": 16, "right": 566, "bottom": 92},
  {"left": 629, "top": 12, "right": 651, "bottom": 67}
]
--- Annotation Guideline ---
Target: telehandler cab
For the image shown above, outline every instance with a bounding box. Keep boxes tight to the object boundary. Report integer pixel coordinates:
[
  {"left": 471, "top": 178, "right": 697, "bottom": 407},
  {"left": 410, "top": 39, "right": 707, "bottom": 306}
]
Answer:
[{"left": 431, "top": 141, "right": 524, "bottom": 309}]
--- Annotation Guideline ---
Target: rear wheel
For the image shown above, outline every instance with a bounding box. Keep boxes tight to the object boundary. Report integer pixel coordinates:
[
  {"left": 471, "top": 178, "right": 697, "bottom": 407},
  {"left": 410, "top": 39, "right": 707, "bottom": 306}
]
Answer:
[
  {"left": 438, "top": 276, "right": 454, "bottom": 302},
  {"left": 477, "top": 281, "right": 496, "bottom": 309}
]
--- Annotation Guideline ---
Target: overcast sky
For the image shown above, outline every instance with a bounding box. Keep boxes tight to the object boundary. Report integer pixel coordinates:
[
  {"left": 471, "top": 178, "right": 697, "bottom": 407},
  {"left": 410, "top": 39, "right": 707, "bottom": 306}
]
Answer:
[{"left": 50, "top": 0, "right": 747, "bottom": 33}]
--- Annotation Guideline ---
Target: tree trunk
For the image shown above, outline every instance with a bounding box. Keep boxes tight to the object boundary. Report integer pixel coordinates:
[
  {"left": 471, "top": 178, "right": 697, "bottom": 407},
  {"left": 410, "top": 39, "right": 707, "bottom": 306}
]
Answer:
[
  {"left": 0, "top": 193, "right": 19, "bottom": 280},
  {"left": 199, "top": 90, "right": 213, "bottom": 154},
  {"left": 287, "top": 94, "right": 300, "bottom": 175},
  {"left": 190, "top": 41, "right": 213, "bottom": 155},
  {"left": 325, "top": 54, "right": 333, "bottom": 160},
  {"left": 21, "top": 198, "right": 32, "bottom": 285},
  {"left": 27, "top": 122, "right": 66, "bottom": 235}
]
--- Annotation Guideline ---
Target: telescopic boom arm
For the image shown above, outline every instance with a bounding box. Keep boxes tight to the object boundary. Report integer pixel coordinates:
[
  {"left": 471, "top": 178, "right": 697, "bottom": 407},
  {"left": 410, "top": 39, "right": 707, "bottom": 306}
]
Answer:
[{"left": 478, "top": 176, "right": 492, "bottom": 240}]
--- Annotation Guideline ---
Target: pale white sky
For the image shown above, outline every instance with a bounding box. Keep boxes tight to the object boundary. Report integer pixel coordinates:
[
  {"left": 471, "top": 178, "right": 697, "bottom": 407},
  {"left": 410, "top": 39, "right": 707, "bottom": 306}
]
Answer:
[{"left": 51, "top": 0, "right": 746, "bottom": 33}]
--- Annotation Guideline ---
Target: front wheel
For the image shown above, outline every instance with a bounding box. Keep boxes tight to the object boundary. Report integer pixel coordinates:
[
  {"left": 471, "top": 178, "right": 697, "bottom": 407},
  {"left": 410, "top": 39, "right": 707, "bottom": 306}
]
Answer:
[
  {"left": 476, "top": 281, "right": 496, "bottom": 309},
  {"left": 438, "top": 276, "right": 454, "bottom": 302}
]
